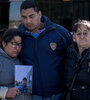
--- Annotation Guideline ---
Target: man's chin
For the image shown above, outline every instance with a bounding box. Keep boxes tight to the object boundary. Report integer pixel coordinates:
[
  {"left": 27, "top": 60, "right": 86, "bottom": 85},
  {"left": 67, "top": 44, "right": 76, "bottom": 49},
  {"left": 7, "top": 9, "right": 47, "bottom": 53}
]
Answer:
[{"left": 27, "top": 28, "right": 33, "bottom": 32}]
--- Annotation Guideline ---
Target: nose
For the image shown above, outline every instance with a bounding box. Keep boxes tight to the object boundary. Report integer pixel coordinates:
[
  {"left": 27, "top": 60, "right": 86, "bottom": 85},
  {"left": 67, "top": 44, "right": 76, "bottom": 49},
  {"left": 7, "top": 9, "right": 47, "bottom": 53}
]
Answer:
[
  {"left": 80, "top": 34, "right": 85, "bottom": 38},
  {"left": 14, "top": 46, "right": 21, "bottom": 52},
  {"left": 26, "top": 17, "right": 31, "bottom": 23}
]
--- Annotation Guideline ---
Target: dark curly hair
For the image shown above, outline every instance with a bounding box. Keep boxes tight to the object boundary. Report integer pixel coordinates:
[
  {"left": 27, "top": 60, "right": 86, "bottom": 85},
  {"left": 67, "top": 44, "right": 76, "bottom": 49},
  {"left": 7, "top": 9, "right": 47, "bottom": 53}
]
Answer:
[{"left": 0, "top": 28, "right": 22, "bottom": 48}]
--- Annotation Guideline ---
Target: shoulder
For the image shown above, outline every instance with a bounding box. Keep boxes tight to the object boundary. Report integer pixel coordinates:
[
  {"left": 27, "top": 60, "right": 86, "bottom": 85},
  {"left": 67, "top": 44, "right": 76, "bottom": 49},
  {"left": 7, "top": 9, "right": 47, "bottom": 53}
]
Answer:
[
  {"left": 18, "top": 23, "right": 27, "bottom": 33},
  {"left": 54, "top": 24, "right": 71, "bottom": 36},
  {"left": 43, "top": 15, "right": 71, "bottom": 36},
  {"left": 67, "top": 43, "right": 75, "bottom": 52},
  {"left": 54, "top": 24, "right": 73, "bottom": 47},
  {"left": 0, "top": 55, "right": 5, "bottom": 64},
  {"left": 66, "top": 43, "right": 78, "bottom": 58}
]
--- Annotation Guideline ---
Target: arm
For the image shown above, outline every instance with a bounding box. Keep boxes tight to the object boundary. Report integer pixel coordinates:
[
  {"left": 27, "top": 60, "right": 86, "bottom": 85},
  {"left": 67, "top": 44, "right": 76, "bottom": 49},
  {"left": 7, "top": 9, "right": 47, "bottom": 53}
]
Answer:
[
  {"left": 0, "top": 87, "right": 8, "bottom": 99},
  {"left": 56, "top": 24, "right": 73, "bottom": 49},
  {"left": 0, "top": 62, "right": 19, "bottom": 99},
  {"left": 5, "top": 88, "right": 19, "bottom": 98},
  {"left": 0, "top": 87, "right": 19, "bottom": 99},
  {"left": 0, "top": 62, "right": 8, "bottom": 99}
]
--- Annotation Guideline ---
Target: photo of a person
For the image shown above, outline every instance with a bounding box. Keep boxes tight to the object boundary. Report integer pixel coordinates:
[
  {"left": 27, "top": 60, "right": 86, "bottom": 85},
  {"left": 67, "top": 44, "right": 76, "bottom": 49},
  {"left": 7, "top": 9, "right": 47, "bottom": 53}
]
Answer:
[
  {"left": 16, "top": 77, "right": 28, "bottom": 94},
  {"left": 15, "top": 65, "right": 33, "bottom": 95}
]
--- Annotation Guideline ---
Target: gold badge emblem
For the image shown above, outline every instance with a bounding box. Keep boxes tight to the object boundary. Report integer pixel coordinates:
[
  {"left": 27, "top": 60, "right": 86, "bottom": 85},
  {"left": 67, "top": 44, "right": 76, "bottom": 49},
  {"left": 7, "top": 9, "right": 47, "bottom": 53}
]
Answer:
[{"left": 50, "top": 42, "right": 57, "bottom": 51}]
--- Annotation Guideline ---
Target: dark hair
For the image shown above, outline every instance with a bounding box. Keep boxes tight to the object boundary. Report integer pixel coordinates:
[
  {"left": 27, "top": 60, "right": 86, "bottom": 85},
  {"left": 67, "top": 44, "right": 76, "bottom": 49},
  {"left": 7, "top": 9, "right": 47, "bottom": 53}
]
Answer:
[
  {"left": 72, "top": 19, "right": 90, "bottom": 34},
  {"left": 23, "top": 77, "right": 27, "bottom": 81},
  {"left": 20, "top": 0, "right": 39, "bottom": 13},
  {"left": 0, "top": 28, "right": 22, "bottom": 48}
]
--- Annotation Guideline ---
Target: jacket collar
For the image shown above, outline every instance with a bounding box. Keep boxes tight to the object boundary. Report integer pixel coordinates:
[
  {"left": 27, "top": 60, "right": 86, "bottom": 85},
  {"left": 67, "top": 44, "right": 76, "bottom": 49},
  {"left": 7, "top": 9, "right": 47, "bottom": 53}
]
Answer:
[
  {"left": 41, "top": 16, "right": 56, "bottom": 30},
  {"left": 68, "top": 43, "right": 90, "bottom": 58}
]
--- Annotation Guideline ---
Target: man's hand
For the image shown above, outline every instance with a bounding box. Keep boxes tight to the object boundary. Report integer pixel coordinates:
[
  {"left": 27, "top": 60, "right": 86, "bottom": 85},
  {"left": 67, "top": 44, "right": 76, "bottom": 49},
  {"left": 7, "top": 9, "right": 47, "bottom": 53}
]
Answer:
[{"left": 6, "top": 88, "right": 19, "bottom": 98}]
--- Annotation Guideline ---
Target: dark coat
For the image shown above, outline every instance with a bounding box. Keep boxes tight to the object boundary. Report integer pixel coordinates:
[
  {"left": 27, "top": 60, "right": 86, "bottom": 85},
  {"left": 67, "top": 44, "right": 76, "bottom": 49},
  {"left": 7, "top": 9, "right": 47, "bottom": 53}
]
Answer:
[
  {"left": 65, "top": 43, "right": 90, "bottom": 100},
  {"left": 18, "top": 15, "right": 72, "bottom": 97}
]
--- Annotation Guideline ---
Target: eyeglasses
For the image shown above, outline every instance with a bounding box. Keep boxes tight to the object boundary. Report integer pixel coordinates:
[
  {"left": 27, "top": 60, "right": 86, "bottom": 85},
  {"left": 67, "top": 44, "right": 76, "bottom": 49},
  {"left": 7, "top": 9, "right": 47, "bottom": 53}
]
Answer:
[
  {"left": 10, "top": 42, "right": 23, "bottom": 48},
  {"left": 75, "top": 32, "right": 88, "bottom": 37}
]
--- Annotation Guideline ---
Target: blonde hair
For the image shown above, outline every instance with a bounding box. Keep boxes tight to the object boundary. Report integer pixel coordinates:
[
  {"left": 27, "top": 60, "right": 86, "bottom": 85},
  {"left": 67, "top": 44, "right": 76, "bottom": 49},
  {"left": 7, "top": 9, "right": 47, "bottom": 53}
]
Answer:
[{"left": 72, "top": 19, "right": 90, "bottom": 34}]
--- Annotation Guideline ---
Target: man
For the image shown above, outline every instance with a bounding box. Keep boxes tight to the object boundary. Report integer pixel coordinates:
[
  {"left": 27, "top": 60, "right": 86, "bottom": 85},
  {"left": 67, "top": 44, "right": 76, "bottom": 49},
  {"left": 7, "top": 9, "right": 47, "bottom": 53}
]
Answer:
[
  {"left": 18, "top": 1, "right": 73, "bottom": 100},
  {"left": 16, "top": 77, "right": 28, "bottom": 94}
]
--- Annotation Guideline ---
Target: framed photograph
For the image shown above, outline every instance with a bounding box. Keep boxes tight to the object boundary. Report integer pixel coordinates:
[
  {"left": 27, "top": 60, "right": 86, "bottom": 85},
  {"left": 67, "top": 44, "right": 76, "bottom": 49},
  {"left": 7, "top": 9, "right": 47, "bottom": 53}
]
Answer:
[{"left": 15, "top": 65, "right": 33, "bottom": 94}]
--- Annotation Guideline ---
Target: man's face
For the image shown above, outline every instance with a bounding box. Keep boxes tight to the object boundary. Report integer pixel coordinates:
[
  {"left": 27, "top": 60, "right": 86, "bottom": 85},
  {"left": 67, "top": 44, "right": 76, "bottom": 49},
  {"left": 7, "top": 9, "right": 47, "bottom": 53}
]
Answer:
[
  {"left": 21, "top": 8, "right": 42, "bottom": 33},
  {"left": 22, "top": 80, "right": 27, "bottom": 86}
]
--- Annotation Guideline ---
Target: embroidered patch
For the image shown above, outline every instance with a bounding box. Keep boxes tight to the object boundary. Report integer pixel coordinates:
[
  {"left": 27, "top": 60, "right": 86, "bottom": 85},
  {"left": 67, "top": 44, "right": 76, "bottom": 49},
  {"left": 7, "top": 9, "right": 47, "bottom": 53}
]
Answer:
[{"left": 50, "top": 42, "right": 57, "bottom": 51}]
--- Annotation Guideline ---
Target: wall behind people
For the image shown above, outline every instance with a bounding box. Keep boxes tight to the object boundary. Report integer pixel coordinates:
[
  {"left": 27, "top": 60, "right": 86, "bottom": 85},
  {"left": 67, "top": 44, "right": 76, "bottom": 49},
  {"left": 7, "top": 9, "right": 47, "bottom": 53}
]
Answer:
[{"left": 0, "top": 0, "right": 90, "bottom": 32}]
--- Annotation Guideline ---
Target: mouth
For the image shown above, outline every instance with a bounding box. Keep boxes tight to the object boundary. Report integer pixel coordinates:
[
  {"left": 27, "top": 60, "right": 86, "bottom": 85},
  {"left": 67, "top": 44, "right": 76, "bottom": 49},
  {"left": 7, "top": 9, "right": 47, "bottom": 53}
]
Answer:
[
  {"left": 79, "top": 39, "right": 86, "bottom": 42},
  {"left": 27, "top": 24, "right": 33, "bottom": 27},
  {"left": 12, "top": 51, "right": 19, "bottom": 55},
  {"left": 80, "top": 41, "right": 86, "bottom": 43}
]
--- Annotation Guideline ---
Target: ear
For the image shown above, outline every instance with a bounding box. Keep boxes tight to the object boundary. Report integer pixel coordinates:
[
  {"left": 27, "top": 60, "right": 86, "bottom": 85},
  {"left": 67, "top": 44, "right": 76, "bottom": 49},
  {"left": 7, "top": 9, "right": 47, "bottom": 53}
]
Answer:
[
  {"left": 72, "top": 34, "right": 76, "bottom": 42},
  {"left": 38, "top": 11, "right": 42, "bottom": 19},
  {"left": 2, "top": 41, "right": 6, "bottom": 48}
]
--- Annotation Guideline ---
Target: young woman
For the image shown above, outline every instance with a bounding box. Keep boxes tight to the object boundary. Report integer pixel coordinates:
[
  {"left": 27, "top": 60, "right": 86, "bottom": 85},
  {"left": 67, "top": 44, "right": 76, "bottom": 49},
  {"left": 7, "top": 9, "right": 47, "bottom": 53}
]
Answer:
[{"left": 0, "top": 28, "right": 22, "bottom": 99}]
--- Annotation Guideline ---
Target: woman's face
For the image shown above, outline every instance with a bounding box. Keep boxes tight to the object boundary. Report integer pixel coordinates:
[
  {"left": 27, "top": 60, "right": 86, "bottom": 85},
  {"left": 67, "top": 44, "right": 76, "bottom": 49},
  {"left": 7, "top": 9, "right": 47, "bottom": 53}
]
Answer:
[
  {"left": 73, "top": 25, "right": 90, "bottom": 49},
  {"left": 2, "top": 36, "right": 22, "bottom": 58}
]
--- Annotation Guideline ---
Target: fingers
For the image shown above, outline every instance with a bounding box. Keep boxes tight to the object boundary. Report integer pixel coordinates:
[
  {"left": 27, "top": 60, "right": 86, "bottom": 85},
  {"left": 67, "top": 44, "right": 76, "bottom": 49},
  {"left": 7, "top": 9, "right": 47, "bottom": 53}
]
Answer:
[
  {"left": 15, "top": 88, "right": 20, "bottom": 95},
  {"left": 14, "top": 88, "right": 19, "bottom": 92},
  {"left": 12, "top": 88, "right": 20, "bottom": 96},
  {"left": 6, "top": 88, "right": 20, "bottom": 98}
]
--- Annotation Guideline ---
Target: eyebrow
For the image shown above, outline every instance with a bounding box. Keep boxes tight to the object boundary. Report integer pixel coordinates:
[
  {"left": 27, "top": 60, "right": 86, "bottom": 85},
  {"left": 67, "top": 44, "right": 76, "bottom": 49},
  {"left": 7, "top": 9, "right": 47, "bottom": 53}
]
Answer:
[
  {"left": 11, "top": 38, "right": 22, "bottom": 42},
  {"left": 10, "top": 40, "right": 22, "bottom": 43}
]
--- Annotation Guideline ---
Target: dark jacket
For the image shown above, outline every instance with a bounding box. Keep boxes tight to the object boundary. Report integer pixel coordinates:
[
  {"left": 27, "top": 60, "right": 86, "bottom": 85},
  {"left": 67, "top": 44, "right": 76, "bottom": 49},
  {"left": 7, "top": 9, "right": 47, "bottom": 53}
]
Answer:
[
  {"left": 18, "top": 15, "right": 72, "bottom": 97},
  {"left": 65, "top": 43, "right": 90, "bottom": 100}
]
